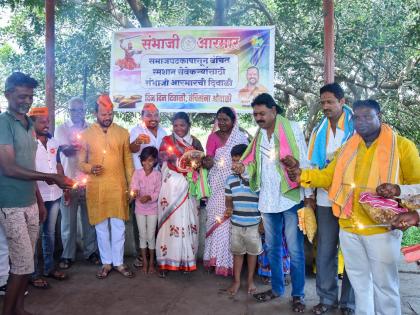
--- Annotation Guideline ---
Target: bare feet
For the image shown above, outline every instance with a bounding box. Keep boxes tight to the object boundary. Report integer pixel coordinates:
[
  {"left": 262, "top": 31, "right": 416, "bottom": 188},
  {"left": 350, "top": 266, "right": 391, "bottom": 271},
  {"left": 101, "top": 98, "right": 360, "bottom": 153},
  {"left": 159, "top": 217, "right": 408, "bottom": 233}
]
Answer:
[
  {"left": 148, "top": 264, "right": 156, "bottom": 274},
  {"left": 226, "top": 281, "right": 240, "bottom": 296},
  {"left": 142, "top": 262, "right": 148, "bottom": 274},
  {"left": 247, "top": 281, "right": 257, "bottom": 294}
]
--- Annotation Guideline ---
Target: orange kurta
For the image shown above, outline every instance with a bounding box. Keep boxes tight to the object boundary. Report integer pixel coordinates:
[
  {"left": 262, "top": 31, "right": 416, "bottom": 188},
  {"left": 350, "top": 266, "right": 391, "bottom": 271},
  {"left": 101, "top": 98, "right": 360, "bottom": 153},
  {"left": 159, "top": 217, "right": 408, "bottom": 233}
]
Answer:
[{"left": 79, "top": 123, "right": 134, "bottom": 225}]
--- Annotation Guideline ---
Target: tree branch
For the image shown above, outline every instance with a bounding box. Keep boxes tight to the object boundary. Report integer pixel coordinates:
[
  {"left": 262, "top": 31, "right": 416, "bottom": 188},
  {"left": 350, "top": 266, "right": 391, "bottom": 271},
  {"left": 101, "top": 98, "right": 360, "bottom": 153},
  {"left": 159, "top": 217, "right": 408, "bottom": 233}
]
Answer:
[
  {"left": 125, "top": 0, "right": 152, "bottom": 27},
  {"left": 89, "top": 0, "right": 135, "bottom": 28},
  {"left": 228, "top": 4, "right": 258, "bottom": 19}
]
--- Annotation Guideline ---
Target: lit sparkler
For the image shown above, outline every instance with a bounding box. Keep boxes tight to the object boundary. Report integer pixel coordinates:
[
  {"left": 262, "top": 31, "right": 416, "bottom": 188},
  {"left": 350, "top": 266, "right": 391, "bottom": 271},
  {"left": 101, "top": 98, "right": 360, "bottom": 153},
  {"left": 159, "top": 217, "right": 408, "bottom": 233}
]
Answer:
[
  {"left": 217, "top": 158, "right": 225, "bottom": 168},
  {"left": 72, "top": 177, "right": 88, "bottom": 189}
]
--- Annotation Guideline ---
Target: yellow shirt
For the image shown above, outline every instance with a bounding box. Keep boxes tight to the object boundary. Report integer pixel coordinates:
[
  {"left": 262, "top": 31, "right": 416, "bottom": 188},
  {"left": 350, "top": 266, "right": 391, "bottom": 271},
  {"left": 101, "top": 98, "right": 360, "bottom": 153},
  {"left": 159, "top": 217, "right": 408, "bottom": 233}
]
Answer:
[
  {"left": 301, "top": 135, "right": 420, "bottom": 235},
  {"left": 79, "top": 123, "right": 134, "bottom": 225}
]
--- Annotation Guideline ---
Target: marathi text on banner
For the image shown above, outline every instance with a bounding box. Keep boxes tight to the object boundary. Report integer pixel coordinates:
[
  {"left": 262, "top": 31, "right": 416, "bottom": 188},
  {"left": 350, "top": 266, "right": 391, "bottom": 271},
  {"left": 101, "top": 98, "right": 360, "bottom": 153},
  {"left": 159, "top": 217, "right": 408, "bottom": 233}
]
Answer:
[{"left": 110, "top": 26, "right": 275, "bottom": 113}]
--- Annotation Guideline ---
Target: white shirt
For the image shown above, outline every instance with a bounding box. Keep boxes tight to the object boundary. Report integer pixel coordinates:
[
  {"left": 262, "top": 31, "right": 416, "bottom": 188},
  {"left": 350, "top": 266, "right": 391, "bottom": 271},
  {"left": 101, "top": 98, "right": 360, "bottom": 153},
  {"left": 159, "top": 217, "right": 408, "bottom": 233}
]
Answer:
[
  {"left": 400, "top": 184, "right": 420, "bottom": 198},
  {"left": 55, "top": 120, "right": 89, "bottom": 179},
  {"left": 258, "top": 121, "right": 312, "bottom": 213},
  {"left": 129, "top": 124, "right": 167, "bottom": 169},
  {"left": 316, "top": 128, "right": 344, "bottom": 207},
  {"left": 36, "top": 137, "right": 62, "bottom": 202}
]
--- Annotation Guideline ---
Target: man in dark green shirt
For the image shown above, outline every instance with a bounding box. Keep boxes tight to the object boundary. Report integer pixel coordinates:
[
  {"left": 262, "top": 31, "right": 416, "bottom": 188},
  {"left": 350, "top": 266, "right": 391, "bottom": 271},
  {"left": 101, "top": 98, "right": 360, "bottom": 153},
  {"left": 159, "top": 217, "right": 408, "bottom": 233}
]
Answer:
[{"left": 0, "top": 72, "right": 74, "bottom": 315}]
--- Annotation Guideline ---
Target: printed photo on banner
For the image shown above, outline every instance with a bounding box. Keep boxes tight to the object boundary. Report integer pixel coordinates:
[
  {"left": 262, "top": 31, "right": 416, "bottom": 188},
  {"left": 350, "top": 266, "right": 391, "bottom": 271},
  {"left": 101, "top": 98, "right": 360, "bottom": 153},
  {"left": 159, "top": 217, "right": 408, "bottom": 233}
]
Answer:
[{"left": 110, "top": 26, "right": 275, "bottom": 113}]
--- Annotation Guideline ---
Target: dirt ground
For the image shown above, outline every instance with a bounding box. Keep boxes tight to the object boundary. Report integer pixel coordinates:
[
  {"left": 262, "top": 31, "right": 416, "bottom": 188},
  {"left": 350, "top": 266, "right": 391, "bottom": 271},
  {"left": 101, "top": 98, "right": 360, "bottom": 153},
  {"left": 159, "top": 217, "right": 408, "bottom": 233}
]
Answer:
[{"left": 1, "top": 257, "right": 419, "bottom": 315}]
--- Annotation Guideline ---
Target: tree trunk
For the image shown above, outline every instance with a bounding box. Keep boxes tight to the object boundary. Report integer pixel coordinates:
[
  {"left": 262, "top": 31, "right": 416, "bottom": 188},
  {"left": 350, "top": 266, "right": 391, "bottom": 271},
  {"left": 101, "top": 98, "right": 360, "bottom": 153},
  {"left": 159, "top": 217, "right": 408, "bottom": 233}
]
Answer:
[
  {"left": 213, "top": 0, "right": 227, "bottom": 25},
  {"left": 126, "top": 0, "right": 153, "bottom": 27}
]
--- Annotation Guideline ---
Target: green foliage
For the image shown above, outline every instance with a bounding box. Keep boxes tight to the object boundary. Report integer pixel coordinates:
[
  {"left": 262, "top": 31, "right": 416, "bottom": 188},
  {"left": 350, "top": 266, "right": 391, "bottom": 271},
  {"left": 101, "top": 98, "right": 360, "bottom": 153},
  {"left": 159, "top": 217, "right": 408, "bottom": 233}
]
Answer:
[
  {"left": 402, "top": 226, "right": 420, "bottom": 247},
  {"left": 0, "top": 0, "right": 418, "bottom": 143}
]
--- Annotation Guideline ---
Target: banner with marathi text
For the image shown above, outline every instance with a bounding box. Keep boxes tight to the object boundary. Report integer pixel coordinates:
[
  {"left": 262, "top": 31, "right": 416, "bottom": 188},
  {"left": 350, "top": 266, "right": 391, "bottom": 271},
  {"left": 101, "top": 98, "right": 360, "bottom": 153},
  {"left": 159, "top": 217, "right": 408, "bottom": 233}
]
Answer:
[{"left": 110, "top": 26, "right": 275, "bottom": 113}]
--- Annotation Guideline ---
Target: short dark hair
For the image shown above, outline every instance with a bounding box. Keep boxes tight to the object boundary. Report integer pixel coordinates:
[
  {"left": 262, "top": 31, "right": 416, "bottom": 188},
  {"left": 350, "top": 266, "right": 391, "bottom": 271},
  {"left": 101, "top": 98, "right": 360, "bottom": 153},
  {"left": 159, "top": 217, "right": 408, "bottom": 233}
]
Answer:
[
  {"left": 216, "top": 107, "right": 236, "bottom": 124},
  {"left": 320, "top": 82, "right": 345, "bottom": 100},
  {"left": 247, "top": 66, "right": 259, "bottom": 74},
  {"left": 5, "top": 72, "right": 38, "bottom": 93},
  {"left": 172, "top": 112, "right": 191, "bottom": 127},
  {"left": 140, "top": 146, "right": 159, "bottom": 167},
  {"left": 352, "top": 99, "right": 381, "bottom": 113},
  {"left": 251, "top": 93, "right": 284, "bottom": 115},
  {"left": 231, "top": 144, "right": 248, "bottom": 157}
]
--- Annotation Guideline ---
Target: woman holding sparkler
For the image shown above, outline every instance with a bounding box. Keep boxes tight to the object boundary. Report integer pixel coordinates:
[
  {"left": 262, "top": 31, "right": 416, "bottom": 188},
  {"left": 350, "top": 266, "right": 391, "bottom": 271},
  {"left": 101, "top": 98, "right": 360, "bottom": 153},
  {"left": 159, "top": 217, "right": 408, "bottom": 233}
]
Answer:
[
  {"left": 156, "top": 112, "right": 204, "bottom": 277},
  {"left": 202, "top": 107, "right": 248, "bottom": 276}
]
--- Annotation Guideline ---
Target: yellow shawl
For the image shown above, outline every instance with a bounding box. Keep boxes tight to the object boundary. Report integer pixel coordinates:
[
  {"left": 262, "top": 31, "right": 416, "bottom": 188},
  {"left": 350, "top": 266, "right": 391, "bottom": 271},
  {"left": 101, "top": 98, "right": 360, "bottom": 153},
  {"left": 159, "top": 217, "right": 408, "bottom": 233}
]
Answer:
[{"left": 329, "top": 124, "right": 399, "bottom": 218}]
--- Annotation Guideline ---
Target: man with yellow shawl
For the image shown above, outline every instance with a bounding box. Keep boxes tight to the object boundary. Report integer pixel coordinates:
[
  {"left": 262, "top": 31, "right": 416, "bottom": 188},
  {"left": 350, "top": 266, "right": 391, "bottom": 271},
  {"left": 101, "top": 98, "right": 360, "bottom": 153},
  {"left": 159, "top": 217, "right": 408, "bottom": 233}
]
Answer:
[
  {"left": 283, "top": 99, "right": 420, "bottom": 315},
  {"left": 78, "top": 95, "right": 135, "bottom": 279}
]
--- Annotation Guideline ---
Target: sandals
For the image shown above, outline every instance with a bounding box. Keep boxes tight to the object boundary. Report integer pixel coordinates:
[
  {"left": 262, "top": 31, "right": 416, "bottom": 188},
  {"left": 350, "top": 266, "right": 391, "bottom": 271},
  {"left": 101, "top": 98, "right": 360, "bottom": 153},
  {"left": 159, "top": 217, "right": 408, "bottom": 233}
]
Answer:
[
  {"left": 340, "top": 307, "right": 355, "bottom": 315},
  {"left": 312, "top": 303, "right": 336, "bottom": 314},
  {"left": 132, "top": 255, "right": 143, "bottom": 269},
  {"left": 44, "top": 270, "right": 68, "bottom": 281},
  {"left": 253, "top": 289, "right": 280, "bottom": 302},
  {"left": 292, "top": 296, "right": 306, "bottom": 313},
  {"left": 114, "top": 265, "right": 135, "bottom": 278},
  {"left": 86, "top": 253, "right": 101, "bottom": 265},
  {"left": 29, "top": 277, "right": 50, "bottom": 289},
  {"left": 58, "top": 258, "right": 72, "bottom": 270},
  {"left": 96, "top": 265, "right": 112, "bottom": 279}
]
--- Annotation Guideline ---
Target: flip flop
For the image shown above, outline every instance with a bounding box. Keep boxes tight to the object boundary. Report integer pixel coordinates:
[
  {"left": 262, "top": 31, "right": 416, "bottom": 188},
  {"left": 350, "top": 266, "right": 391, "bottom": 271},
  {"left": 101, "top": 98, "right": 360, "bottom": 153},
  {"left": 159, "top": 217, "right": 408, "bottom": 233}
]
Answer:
[
  {"left": 29, "top": 277, "right": 50, "bottom": 289},
  {"left": 58, "top": 258, "right": 72, "bottom": 270},
  {"left": 312, "top": 303, "right": 336, "bottom": 314},
  {"left": 96, "top": 266, "right": 112, "bottom": 279},
  {"left": 114, "top": 265, "right": 135, "bottom": 278},
  {"left": 292, "top": 297, "right": 305, "bottom": 313},
  {"left": 44, "top": 270, "right": 68, "bottom": 281},
  {"left": 253, "top": 289, "right": 280, "bottom": 302}
]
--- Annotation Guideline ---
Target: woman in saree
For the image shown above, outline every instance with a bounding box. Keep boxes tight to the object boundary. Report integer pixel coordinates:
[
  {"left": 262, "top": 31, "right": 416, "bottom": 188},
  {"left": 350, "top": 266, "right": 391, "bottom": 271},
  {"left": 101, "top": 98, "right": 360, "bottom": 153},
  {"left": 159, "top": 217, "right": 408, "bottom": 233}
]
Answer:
[
  {"left": 202, "top": 107, "right": 249, "bottom": 276},
  {"left": 156, "top": 112, "right": 204, "bottom": 277}
]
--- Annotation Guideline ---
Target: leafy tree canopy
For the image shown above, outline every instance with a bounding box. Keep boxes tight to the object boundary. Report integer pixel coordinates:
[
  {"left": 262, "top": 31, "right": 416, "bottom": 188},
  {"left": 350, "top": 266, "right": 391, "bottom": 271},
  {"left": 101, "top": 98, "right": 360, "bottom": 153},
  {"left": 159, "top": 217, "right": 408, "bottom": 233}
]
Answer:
[{"left": 0, "top": 0, "right": 418, "bottom": 142}]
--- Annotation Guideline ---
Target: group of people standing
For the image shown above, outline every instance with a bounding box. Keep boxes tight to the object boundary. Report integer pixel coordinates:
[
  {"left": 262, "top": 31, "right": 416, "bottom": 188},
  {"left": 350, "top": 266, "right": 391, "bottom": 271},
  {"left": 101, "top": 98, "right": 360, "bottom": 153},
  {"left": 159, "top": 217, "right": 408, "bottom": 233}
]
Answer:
[{"left": 0, "top": 71, "right": 419, "bottom": 315}]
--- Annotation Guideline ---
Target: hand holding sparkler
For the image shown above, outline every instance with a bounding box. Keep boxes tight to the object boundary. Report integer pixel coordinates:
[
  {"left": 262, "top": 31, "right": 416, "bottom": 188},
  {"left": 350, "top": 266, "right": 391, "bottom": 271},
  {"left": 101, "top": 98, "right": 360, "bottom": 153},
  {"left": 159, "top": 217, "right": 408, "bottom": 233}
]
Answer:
[
  {"left": 281, "top": 155, "right": 301, "bottom": 182},
  {"left": 48, "top": 174, "right": 75, "bottom": 190},
  {"left": 224, "top": 207, "right": 233, "bottom": 218},
  {"left": 135, "top": 134, "right": 150, "bottom": 145},
  {"left": 231, "top": 161, "right": 245, "bottom": 175}
]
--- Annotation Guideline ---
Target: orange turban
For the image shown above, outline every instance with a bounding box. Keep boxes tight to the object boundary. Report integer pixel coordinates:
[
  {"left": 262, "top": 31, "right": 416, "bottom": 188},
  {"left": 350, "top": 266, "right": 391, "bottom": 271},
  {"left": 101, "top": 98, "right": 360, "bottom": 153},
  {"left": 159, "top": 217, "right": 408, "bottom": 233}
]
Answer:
[
  {"left": 142, "top": 103, "right": 158, "bottom": 112},
  {"left": 28, "top": 106, "right": 48, "bottom": 117},
  {"left": 97, "top": 94, "right": 114, "bottom": 110}
]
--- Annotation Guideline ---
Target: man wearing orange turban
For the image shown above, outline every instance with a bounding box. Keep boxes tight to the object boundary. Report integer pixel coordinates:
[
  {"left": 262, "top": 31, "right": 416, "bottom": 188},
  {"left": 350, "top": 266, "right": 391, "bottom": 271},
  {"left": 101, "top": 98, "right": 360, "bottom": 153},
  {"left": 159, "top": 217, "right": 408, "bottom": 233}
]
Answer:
[{"left": 78, "top": 94, "right": 135, "bottom": 279}]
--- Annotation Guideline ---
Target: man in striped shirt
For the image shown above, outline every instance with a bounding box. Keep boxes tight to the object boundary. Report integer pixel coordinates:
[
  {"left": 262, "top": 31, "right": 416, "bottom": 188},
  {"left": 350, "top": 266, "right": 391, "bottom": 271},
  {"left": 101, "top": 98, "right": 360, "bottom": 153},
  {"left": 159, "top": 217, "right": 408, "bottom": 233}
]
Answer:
[{"left": 224, "top": 144, "right": 262, "bottom": 296}]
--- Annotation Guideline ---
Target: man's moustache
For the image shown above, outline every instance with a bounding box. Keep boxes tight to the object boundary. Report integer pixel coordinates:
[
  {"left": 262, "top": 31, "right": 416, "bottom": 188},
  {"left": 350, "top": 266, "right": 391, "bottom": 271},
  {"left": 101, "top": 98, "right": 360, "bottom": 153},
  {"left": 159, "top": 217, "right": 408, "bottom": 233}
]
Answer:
[{"left": 256, "top": 120, "right": 265, "bottom": 124}]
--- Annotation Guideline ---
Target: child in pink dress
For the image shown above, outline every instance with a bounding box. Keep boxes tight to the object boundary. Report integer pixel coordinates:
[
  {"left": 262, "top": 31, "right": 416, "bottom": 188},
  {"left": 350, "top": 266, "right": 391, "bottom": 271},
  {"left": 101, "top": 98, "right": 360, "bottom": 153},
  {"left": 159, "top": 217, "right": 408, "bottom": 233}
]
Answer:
[{"left": 130, "top": 146, "right": 162, "bottom": 274}]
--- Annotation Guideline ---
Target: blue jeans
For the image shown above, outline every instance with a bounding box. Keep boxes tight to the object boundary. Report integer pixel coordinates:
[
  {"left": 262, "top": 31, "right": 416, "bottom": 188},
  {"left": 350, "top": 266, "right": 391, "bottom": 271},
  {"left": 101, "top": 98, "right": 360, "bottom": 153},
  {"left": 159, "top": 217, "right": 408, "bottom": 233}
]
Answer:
[
  {"left": 262, "top": 203, "right": 305, "bottom": 297},
  {"left": 61, "top": 189, "right": 97, "bottom": 260},
  {"left": 34, "top": 198, "right": 60, "bottom": 275}
]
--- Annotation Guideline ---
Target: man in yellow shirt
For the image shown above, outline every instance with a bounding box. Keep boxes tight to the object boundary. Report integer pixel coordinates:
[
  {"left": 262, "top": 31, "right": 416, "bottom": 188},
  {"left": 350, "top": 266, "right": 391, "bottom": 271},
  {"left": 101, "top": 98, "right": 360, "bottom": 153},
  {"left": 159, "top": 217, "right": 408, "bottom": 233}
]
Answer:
[
  {"left": 79, "top": 95, "right": 134, "bottom": 279},
  {"left": 282, "top": 99, "right": 420, "bottom": 315}
]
